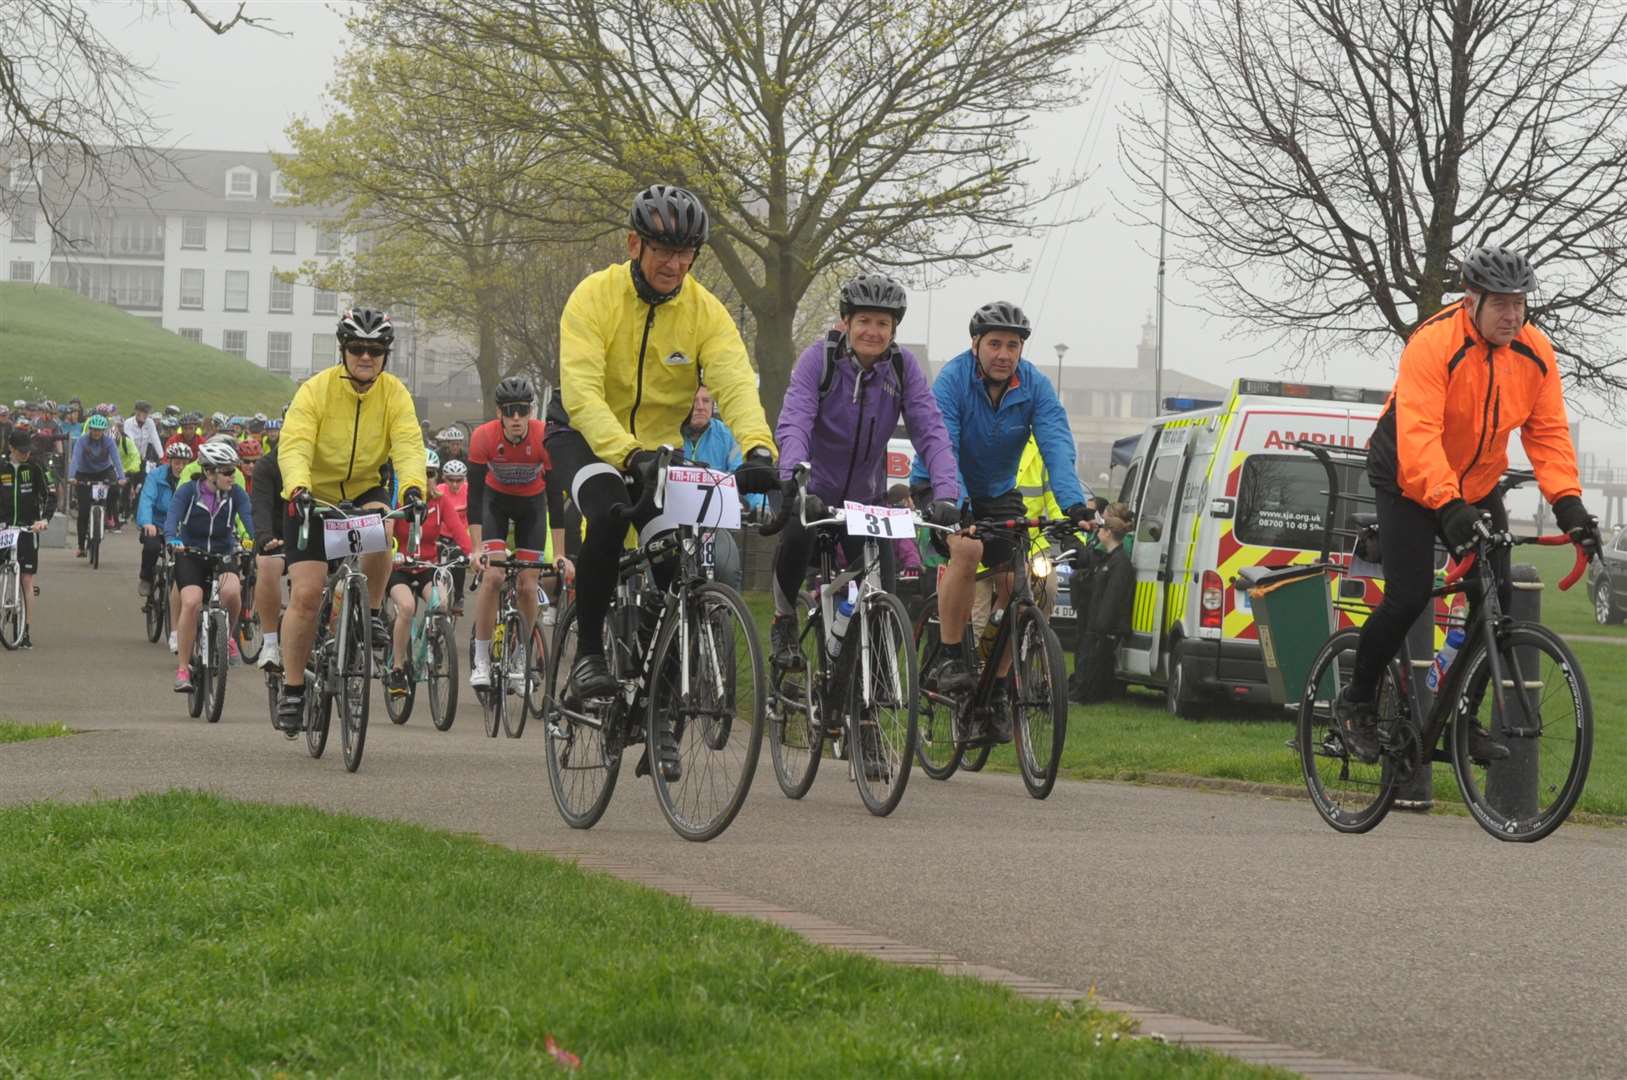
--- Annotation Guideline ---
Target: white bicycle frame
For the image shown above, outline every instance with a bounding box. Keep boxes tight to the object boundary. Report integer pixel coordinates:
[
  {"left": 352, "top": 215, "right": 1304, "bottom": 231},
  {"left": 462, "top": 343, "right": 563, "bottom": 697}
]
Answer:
[{"left": 0, "top": 539, "right": 25, "bottom": 639}]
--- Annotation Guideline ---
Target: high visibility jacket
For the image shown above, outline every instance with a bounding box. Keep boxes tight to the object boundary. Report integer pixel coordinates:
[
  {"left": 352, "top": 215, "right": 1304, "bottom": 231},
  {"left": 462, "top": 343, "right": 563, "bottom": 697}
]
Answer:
[
  {"left": 558, "top": 262, "right": 775, "bottom": 469},
  {"left": 1368, "top": 300, "right": 1581, "bottom": 509},
  {"left": 278, "top": 365, "right": 427, "bottom": 505},
  {"left": 1017, "top": 437, "right": 1063, "bottom": 556}
]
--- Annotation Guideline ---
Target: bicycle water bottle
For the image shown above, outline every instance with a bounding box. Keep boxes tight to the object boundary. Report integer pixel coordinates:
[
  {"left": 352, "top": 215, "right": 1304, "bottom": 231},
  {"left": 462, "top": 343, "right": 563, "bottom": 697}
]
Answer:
[
  {"left": 830, "top": 581, "right": 859, "bottom": 644},
  {"left": 1426, "top": 627, "right": 1465, "bottom": 692},
  {"left": 977, "top": 608, "right": 1004, "bottom": 662}
]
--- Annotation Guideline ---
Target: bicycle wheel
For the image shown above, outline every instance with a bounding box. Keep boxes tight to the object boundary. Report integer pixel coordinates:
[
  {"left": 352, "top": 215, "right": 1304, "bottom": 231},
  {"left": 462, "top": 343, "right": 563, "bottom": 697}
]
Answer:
[
  {"left": 482, "top": 625, "right": 505, "bottom": 738},
  {"left": 767, "top": 615, "right": 823, "bottom": 799},
  {"left": 645, "top": 582, "right": 765, "bottom": 842},
  {"left": 520, "top": 621, "right": 548, "bottom": 733},
  {"left": 960, "top": 743, "right": 992, "bottom": 772},
  {"left": 382, "top": 601, "right": 415, "bottom": 726},
  {"left": 849, "top": 591, "right": 917, "bottom": 817},
  {"left": 238, "top": 608, "right": 264, "bottom": 666},
  {"left": 144, "top": 577, "right": 165, "bottom": 643},
  {"left": 500, "top": 609, "right": 530, "bottom": 738},
  {"left": 427, "top": 613, "right": 458, "bottom": 732},
  {"left": 205, "top": 609, "right": 229, "bottom": 724},
  {"left": 1297, "top": 628, "right": 1401, "bottom": 833},
  {"left": 1011, "top": 603, "right": 1068, "bottom": 799},
  {"left": 337, "top": 578, "right": 372, "bottom": 772},
  {"left": 187, "top": 613, "right": 207, "bottom": 719},
  {"left": 912, "top": 596, "right": 966, "bottom": 781},
  {"left": 1451, "top": 622, "right": 1593, "bottom": 843},
  {"left": 0, "top": 565, "right": 22, "bottom": 650},
  {"left": 543, "top": 600, "right": 620, "bottom": 829},
  {"left": 306, "top": 663, "right": 333, "bottom": 760}
]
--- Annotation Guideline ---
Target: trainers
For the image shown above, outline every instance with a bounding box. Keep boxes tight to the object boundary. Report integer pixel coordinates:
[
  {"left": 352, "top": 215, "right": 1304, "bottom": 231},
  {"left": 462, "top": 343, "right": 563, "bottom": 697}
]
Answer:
[
  {"left": 173, "top": 666, "right": 192, "bottom": 693},
  {"left": 468, "top": 661, "right": 492, "bottom": 689},
  {"left": 370, "top": 613, "right": 391, "bottom": 651},
  {"left": 275, "top": 685, "right": 305, "bottom": 732},
  {"left": 75, "top": 549, "right": 87, "bottom": 559},
  {"left": 1465, "top": 722, "right": 1510, "bottom": 765},
  {"left": 988, "top": 685, "right": 1013, "bottom": 744},
  {"left": 926, "top": 652, "right": 975, "bottom": 693},
  {"left": 568, "top": 653, "right": 618, "bottom": 701},
  {"left": 167, "top": 629, "right": 178, "bottom": 654},
  {"left": 227, "top": 639, "right": 242, "bottom": 666},
  {"left": 257, "top": 640, "right": 282, "bottom": 672},
  {"left": 18, "top": 630, "right": 33, "bottom": 650},
  {"left": 636, "top": 719, "right": 683, "bottom": 782},
  {"left": 771, "top": 614, "right": 804, "bottom": 671},
  {"left": 386, "top": 667, "right": 410, "bottom": 699},
  {"left": 858, "top": 724, "right": 889, "bottom": 782},
  {"left": 138, "top": 579, "right": 152, "bottom": 599},
  {"left": 1334, "top": 687, "right": 1381, "bottom": 764}
]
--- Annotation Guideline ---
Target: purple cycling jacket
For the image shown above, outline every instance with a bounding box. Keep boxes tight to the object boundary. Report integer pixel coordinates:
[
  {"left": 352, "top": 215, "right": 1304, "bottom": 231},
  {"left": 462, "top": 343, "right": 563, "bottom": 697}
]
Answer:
[{"left": 776, "top": 333, "right": 959, "bottom": 507}]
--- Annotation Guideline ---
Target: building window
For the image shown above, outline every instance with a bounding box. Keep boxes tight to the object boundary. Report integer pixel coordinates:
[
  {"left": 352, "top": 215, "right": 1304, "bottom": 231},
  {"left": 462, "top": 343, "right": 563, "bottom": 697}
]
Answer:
[
  {"left": 9, "top": 209, "right": 34, "bottom": 242},
  {"left": 222, "top": 329, "right": 248, "bottom": 357},
  {"left": 314, "top": 287, "right": 337, "bottom": 315},
  {"left": 179, "top": 327, "right": 203, "bottom": 344},
  {"left": 271, "top": 217, "right": 295, "bottom": 253},
  {"left": 8, "top": 260, "right": 33, "bottom": 282},
  {"left": 226, "top": 216, "right": 251, "bottom": 252},
  {"left": 269, "top": 274, "right": 293, "bottom": 313},
  {"left": 181, "top": 215, "right": 206, "bottom": 249},
  {"left": 267, "top": 331, "right": 292, "bottom": 373},
  {"left": 315, "top": 224, "right": 341, "bottom": 255},
  {"left": 225, "top": 167, "right": 256, "bottom": 199},
  {"left": 312, "top": 332, "right": 333, "bottom": 368},
  {"left": 271, "top": 171, "right": 293, "bottom": 200},
  {"left": 224, "top": 270, "right": 249, "bottom": 312},
  {"left": 179, "top": 268, "right": 205, "bottom": 309},
  {"left": 112, "top": 214, "right": 164, "bottom": 258}
]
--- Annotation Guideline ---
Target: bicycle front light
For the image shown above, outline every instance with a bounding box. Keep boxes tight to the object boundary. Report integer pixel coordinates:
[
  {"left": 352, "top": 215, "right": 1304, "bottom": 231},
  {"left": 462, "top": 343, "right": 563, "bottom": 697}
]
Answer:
[{"left": 1030, "top": 552, "right": 1052, "bottom": 579}]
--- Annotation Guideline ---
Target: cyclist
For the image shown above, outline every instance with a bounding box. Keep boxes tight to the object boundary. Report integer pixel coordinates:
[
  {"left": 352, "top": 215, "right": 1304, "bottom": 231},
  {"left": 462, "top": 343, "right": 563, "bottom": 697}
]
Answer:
[
  {"left": 384, "top": 449, "right": 473, "bottom": 698},
  {"left": 264, "top": 417, "right": 282, "bottom": 452},
  {"left": 466, "top": 376, "right": 551, "bottom": 689},
  {"left": 438, "top": 458, "right": 470, "bottom": 613},
  {"left": 548, "top": 183, "right": 777, "bottom": 706},
  {"left": 1334, "top": 244, "right": 1601, "bottom": 764},
  {"left": 68, "top": 413, "right": 124, "bottom": 558},
  {"left": 137, "top": 441, "right": 191, "bottom": 613},
  {"left": 274, "top": 308, "right": 428, "bottom": 731},
  {"left": 912, "top": 301, "right": 1093, "bottom": 739},
  {"left": 166, "top": 441, "right": 254, "bottom": 690},
  {"left": 112, "top": 410, "right": 141, "bottom": 532},
  {"left": 769, "top": 272, "right": 960, "bottom": 669},
  {"left": 124, "top": 400, "right": 163, "bottom": 479},
  {"left": 435, "top": 425, "right": 467, "bottom": 466},
  {"left": 249, "top": 437, "right": 287, "bottom": 671},
  {"left": 236, "top": 436, "right": 263, "bottom": 494},
  {"left": 1, "top": 426, "right": 56, "bottom": 647}
]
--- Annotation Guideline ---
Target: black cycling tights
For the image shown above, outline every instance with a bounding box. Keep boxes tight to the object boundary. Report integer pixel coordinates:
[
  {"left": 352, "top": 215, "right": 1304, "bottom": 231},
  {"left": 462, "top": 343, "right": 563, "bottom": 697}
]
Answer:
[
  {"left": 771, "top": 514, "right": 896, "bottom": 616},
  {"left": 1348, "top": 486, "right": 1511, "bottom": 702}
]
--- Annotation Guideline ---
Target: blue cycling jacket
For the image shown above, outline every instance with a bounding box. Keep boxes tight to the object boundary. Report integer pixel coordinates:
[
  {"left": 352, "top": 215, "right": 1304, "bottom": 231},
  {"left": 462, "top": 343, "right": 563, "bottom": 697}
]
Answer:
[
  {"left": 682, "top": 416, "right": 765, "bottom": 511},
  {"left": 137, "top": 465, "right": 181, "bottom": 528}
]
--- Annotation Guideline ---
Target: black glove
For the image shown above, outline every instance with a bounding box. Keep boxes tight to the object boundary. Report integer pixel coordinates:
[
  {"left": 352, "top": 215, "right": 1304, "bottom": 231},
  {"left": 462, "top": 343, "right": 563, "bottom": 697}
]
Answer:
[
  {"left": 1063, "top": 502, "right": 1093, "bottom": 525},
  {"left": 928, "top": 499, "right": 960, "bottom": 528},
  {"left": 1553, "top": 495, "right": 1601, "bottom": 557},
  {"left": 401, "top": 487, "right": 426, "bottom": 517},
  {"left": 1437, "top": 498, "right": 1482, "bottom": 556},
  {"left": 624, "top": 448, "right": 661, "bottom": 483},
  {"left": 734, "top": 446, "right": 778, "bottom": 495}
]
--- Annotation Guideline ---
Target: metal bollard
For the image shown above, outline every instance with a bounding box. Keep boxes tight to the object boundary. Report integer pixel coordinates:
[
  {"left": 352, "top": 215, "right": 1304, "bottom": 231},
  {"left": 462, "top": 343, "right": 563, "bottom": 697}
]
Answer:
[
  {"left": 1394, "top": 605, "right": 1439, "bottom": 810},
  {"left": 1485, "top": 564, "right": 1542, "bottom": 818}
]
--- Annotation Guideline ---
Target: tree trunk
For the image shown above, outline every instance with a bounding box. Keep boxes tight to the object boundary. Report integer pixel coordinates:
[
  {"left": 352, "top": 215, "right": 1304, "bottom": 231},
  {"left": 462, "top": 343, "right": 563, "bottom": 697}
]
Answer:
[
  {"left": 751, "top": 306, "right": 798, "bottom": 435},
  {"left": 474, "top": 309, "right": 502, "bottom": 413}
]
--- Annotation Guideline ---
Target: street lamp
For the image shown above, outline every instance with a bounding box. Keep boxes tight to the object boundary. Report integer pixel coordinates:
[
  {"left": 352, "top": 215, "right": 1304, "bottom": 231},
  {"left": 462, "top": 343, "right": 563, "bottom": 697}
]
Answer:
[{"left": 1053, "top": 342, "right": 1069, "bottom": 394}]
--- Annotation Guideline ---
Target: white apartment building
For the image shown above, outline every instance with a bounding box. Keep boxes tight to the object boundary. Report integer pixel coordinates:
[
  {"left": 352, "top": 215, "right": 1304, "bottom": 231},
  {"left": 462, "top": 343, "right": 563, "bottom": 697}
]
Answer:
[{"left": 0, "top": 149, "right": 430, "bottom": 384}]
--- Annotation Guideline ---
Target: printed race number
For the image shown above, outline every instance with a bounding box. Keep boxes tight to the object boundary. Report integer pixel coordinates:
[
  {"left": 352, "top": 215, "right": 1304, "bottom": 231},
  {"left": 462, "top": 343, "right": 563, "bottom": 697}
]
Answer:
[
  {"left": 323, "top": 514, "right": 388, "bottom": 560},
  {"left": 843, "top": 501, "right": 912, "bottom": 539},
  {"left": 90, "top": 483, "right": 110, "bottom": 501},
  {"left": 0, "top": 527, "right": 19, "bottom": 551},
  {"left": 662, "top": 467, "right": 742, "bottom": 530}
]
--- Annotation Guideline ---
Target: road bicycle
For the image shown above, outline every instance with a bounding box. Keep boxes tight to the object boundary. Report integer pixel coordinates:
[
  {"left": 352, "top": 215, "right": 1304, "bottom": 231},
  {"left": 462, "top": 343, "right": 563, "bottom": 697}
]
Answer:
[
  {"left": 0, "top": 527, "right": 28, "bottom": 650},
  {"left": 914, "top": 516, "right": 1074, "bottom": 799},
  {"left": 172, "top": 547, "right": 238, "bottom": 724},
  {"left": 470, "top": 544, "right": 554, "bottom": 739},
  {"left": 541, "top": 450, "right": 768, "bottom": 842},
  {"left": 761, "top": 465, "right": 919, "bottom": 817},
  {"left": 381, "top": 540, "right": 466, "bottom": 731},
  {"left": 83, "top": 480, "right": 110, "bottom": 568},
  {"left": 143, "top": 544, "right": 173, "bottom": 645}
]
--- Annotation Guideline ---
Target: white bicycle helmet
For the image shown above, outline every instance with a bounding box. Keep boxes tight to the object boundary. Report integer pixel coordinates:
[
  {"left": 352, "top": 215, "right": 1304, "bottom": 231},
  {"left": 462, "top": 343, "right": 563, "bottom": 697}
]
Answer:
[
  {"left": 442, "top": 459, "right": 467, "bottom": 479},
  {"left": 197, "top": 441, "right": 240, "bottom": 469},
  {"left": 425, "top": 448, "right": 441, "bottom": 472}
]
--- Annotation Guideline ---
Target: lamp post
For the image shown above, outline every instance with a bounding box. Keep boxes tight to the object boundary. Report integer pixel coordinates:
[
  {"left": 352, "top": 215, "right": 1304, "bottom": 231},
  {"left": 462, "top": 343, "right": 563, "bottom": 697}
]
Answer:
[{"left": 1053, "top": 342, "right": 1069, "bottom": 396}]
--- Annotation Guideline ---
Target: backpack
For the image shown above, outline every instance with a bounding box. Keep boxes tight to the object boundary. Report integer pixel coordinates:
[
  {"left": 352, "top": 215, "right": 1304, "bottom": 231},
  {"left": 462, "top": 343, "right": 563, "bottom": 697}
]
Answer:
[{"left": 817, "top": 329, "right": 906, "bottom": 400}]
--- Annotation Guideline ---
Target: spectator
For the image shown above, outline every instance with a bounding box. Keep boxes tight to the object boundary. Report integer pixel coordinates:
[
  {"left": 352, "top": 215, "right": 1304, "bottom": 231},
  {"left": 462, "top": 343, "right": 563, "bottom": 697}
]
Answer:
[{"left": 1069, "top": 502, "right": 1135, "bottom": 704}]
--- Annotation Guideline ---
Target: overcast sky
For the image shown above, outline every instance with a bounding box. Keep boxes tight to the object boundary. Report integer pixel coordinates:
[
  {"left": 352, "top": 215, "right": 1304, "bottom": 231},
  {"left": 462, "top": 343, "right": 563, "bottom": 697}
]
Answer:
[{"left": 98, "top": 0, "right": 1625, "bottom": 463}]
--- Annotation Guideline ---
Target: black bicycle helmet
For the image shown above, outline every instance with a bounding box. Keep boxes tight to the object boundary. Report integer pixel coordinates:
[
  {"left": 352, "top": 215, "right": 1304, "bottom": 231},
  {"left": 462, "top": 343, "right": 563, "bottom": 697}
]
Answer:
[
  {"left": 8, "top": 427, "right": 30, "bottom": 450},
  {"left": 1460, "top": 245, "right": 1537, "bottom": 295},
  {"left": 335, "top": 308, "right": 395, "bottom": 348},
  {"left": 629, "top": 184, "right": 710, "bottom": 249},
  {"left": 494, "top": 376, "right": 535, "bottom": 408},
  {"left": 969, "top": 301, "right": 1032, "bottom": 340},
  {"left": 839, "top": 273, "right": 908, "bottom": 322}
]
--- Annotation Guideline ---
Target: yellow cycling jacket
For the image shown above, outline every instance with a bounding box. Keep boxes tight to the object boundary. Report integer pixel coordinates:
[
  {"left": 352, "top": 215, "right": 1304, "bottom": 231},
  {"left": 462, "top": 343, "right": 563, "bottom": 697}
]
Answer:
[
  {"left": 558, "top": 262, "right": 775, "bottom": 467},
  {"left": 278, "top": 365, "right": 427, "bottom": 505}
]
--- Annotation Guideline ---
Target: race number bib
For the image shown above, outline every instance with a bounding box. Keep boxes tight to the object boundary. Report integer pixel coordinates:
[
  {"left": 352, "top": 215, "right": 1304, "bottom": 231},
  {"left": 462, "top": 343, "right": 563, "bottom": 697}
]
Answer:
[
  {"left": 90, "top": 483, "right": 109, "bottom": 500},
  {"left": 662, "top": 467, "right": 742, "bottom": 530},
  {"left": 323, "top": 514, "right": 388, "bottom": 560},
  {"left": 843, "top": 501, "right": 913, "bottom": 539},
  {"left": 0, "top": 527, "right": 19, "bottom": 551}
]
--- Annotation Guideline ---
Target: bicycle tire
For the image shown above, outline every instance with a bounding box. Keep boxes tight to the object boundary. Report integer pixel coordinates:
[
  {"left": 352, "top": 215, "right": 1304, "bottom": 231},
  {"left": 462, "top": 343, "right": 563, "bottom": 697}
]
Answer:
[
  {"left": 912, "top": 596, "right": 966, "bottom": 781},
  {"left": 306, "top": 667, "right": 333, "bottom": 759},
  {"left": 338, "top": 577, "right": 372, "bottom": 773},
  {"left": 205, "top": 609, "right": 229, "bottom": 724},
  {"left": 382, "top": 601, "right": 415, "bottom": 725},
  {"left": 1011, "top": 603, "right": 1068, "bottom": 799},
  {"left": 960, "top": 743, "right": 992, "bottom": 772},
  {"left": 542, "top": 600, "right": 620, "bottom": 829},
  {"left": 1297, "top": 628, "right": 1400, "bottom": 834},
  {"left": 238, "top": 609, "right": 264, "bottom": 666},
  {"left": 427, "top": 614, "right": 458, "bottom": 732},
  {"left": 767, "top": 636, "right": 823, "bottom": 799},
  {"left": 645, "top": 582, "right": 765, "bottom": 842},
  {"left": 520, "top": 621, "right": 548, "bottom": 733},
  {"left": 849, "top": 591, "right": 918, "bottom": 818},
  {"left": 144, "top": 580, "right": 165, "bottom": 643},
  {"left": 0, "top": 565, "right": 22, "bottom": 650},
  {"left": 480, "top": 621, "right": 503, "bottom": 738},
  {"left": 500, "top": 609, "right": 529, "bottom": 738},
  {"left": 187, "top": 613, "right": 207, "bottom": 719},
  {"left": 1451, "top": 622, "right": 1594, "bottom": 843}
]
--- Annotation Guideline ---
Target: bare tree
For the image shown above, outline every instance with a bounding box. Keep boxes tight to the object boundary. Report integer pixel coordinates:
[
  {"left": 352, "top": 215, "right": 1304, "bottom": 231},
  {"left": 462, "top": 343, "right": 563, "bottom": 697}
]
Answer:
[
  {"left": 1120, "top": 0, "right": 1627, "bottom": 404},
  {"left": 361, "top": 0, "right": 1136, "bottom": 422},
  {"left": 1, "top": 1, "right": 276, "bottom": 236}
]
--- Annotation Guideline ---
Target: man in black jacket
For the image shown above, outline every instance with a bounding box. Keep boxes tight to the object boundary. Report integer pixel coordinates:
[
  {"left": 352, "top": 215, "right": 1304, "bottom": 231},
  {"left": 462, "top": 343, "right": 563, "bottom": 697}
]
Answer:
[
  {"left": 1, "top": 427, "right": 58, "bottom": 647},
  {"left": 250, "top": 443, "right": 287, "bottom": 671}
]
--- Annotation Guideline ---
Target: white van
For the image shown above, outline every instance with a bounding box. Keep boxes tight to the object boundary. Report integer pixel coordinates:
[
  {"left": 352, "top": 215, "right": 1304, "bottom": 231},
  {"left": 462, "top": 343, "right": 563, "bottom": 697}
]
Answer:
[{"left": 1114, "top": 377, "right": 1390, "bottom": 716}]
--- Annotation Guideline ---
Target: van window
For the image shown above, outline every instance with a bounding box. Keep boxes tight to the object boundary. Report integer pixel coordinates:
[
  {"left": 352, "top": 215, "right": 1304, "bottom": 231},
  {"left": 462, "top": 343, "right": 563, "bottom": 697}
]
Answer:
[
  {"left": 1135, "top": 454, "right": 1181, "bottom": 543},
  {"left": 1236, "top": 454, "right": 1373, "bottom": 551},
  {"left": 1118, "top": 459, "right": 1140, "bottom": 507}
]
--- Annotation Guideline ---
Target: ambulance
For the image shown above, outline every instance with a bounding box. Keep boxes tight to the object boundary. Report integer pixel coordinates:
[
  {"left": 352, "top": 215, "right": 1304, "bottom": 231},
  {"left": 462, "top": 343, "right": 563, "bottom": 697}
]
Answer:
[{"left": 1114, "top": 377, "right": 1391, "bottom": 717}]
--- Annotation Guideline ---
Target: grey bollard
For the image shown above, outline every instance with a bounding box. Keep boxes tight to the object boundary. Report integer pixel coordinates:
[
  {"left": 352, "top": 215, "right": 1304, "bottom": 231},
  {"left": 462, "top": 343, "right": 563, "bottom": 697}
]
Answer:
[
  {"left": 1485, "top": 564, "right": 1543, "bottom": 819},
  {"left": 1394, "top": 605, "right": 1439, "bottom": 810}
]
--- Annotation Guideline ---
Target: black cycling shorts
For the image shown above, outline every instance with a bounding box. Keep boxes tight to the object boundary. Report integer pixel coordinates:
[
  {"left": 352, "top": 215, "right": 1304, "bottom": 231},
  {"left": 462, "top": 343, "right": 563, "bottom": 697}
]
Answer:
[
  {"left": 281, "top": 486, "right": 391, "bottom": 566},
  {"left": 966, "top": 490, "right": 1028, "bottom": 569},
  {"left": 174, "top": 550, "right": 237, "bottom": 592},
  {"left": 481, "top": 489, "right": 549, "bottom": 552},
  {"left": 387, "top": 566, "right": 435, "bottom": 595},
  {"left": 1, "top": 529, "right": 39, "bottom": 575}
]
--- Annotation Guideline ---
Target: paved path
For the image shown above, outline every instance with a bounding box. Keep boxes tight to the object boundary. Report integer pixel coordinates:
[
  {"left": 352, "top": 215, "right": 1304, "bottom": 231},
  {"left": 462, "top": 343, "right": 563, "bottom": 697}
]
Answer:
[{"left": 3, "top": 539, "right": 1624, "bottom": 1080}]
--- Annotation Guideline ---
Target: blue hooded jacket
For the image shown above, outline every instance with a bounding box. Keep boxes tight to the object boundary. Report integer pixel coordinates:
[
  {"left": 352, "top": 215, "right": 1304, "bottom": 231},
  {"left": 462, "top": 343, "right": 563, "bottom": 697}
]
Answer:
[
  {"left": 165, "top": 478, "right": 252, "bottom": 556},
  {"left": 682, "top": 415, "right": 765, "bottom": 511},
  {"left": 137, "top": 463, "right": 182, "bottom": 528},
  {"left": 909, "top": 350, "right": 1088, "bottom": 509}
]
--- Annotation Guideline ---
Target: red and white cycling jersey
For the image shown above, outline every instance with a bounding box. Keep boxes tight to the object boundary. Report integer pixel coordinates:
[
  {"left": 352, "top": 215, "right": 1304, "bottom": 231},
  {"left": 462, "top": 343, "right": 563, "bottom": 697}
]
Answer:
[{"left": 467, "top": 418, "right": 549, "bottom": 497}]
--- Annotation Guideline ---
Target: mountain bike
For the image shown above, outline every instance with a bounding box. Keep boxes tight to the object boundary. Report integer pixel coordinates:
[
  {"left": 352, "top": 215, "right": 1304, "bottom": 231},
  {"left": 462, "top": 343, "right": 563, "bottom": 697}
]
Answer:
[
  {"left": 143, "top": 544, "right": 173, "bottom": 645},
  {"left": 172, "top": 547, "right": 237, "bottom": 724},
  {"left": 541, "top": 451, "right": 767, "bottom": 842},
  {"left": 84, "top": 481, "right": 109, "bottom": 568},
  {"left": 914, "top": 516, "right": 1073, "bottom": 799},
  {"left": 471, "top": 544, "right": 554, "bottom": 739},
  {"left": 760, "top": 464, "right": 919, "bottom": 817},
  {"left": 382, "top": 541, "right": 466, "bottom": 730},
  {"left": 0, "top": 527, "right": 27, "bottom": 650},
  {"left": 235, "top": 548, "right": 263, "bottom": 665}
]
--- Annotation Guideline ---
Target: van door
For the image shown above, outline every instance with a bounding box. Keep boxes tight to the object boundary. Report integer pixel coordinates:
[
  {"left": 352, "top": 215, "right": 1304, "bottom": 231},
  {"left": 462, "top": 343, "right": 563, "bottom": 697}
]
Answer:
[{"left": 1123, "top": 426, "right": 1193, "bottom": 677}]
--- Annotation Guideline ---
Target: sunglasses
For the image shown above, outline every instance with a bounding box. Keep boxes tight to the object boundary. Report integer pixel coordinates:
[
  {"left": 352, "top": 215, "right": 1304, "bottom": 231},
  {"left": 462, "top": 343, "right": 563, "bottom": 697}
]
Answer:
[
  {"left": 498, "top": 403, "right": 532, "bottom": 418},
  {"left": 344, "top": 343, "right": 387, "bottom": 359},
  {"left": 206, "top": 465, "right": 236, "bottom": 477}
]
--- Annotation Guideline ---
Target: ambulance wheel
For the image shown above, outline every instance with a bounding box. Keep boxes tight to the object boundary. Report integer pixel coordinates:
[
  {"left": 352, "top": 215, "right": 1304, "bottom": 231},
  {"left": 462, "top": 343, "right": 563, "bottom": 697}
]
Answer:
[{"left": 1165, "top": 642, "right": 1201, "bottom": 720}]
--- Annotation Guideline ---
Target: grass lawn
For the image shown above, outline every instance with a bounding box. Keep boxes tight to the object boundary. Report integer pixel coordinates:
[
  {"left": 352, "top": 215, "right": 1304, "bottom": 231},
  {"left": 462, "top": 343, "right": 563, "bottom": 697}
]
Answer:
[
  {"left": 0, "top": 792, "right": 1282, "bottom": 1078},
  {"left": 0, "top": 720, "right": 71, "bottom": 744},
  {"left": 1517, "top": 541, "right": 1626, "bottom": 641},
  {"left": 0, "top": 282, "right": 295, "bottom": 414}
]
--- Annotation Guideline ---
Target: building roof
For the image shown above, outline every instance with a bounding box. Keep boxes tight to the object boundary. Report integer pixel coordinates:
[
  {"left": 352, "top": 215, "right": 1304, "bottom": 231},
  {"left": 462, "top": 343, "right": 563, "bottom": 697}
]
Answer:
[{"left": 6, "top": 146, "right": 334, "bottom": 219}]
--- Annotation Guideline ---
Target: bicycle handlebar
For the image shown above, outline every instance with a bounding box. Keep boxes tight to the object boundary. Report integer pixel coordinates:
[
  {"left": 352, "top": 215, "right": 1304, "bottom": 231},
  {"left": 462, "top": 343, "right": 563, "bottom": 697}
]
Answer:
[
  {"left": 297, "top": 496, "right": 418, "bottom": 554},
  {"left": 1442, "top": 532, "right": 1591, "bottom": 592}
]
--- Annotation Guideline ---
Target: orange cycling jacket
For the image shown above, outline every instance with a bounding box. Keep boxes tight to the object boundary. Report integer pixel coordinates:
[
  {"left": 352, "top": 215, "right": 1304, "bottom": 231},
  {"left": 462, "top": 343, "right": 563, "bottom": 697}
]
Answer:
[{"left": 1367, "top": 299, "right": 1581, "bottom": 510}]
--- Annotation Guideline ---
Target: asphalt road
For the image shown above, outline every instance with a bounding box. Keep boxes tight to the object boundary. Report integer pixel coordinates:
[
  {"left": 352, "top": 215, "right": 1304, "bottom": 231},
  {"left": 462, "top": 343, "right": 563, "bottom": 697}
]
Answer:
[{"left": 3, "top": 536, "right": 1623, "bottom": 1080}]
